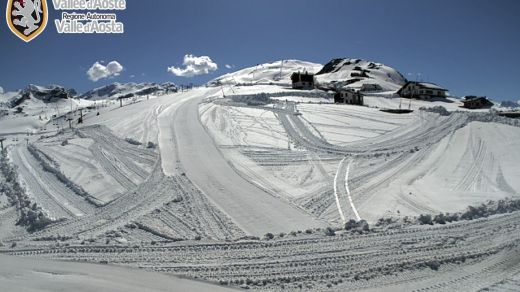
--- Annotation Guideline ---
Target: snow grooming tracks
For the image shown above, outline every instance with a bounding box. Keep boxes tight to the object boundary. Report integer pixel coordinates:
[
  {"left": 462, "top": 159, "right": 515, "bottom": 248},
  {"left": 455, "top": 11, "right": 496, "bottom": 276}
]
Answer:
[
  {"left": 6, "top": 210, "right": 520, "bottom": 291},
  {"left": 24, "top": 161, "right": 170, "bottom": 239},
  {"left": 334, "top": 158, "right": 361, "bottom": 224},
  {"left": 26, "top": 145, "right": 101, "bottom": 208},
  {"left": 77, "top": 125, "right": 157, "bottom": 192},
  {"left": 10, "top": 146, "right": 94, "bottom": 219},
  {"left": 136, "top": 174, "right": 246, "bottom": 240},
  {"left": 276, "top": 103, "right": 471, "bottom": 156},
  {"left": 333, "top": 158, "right": 347, "bottom": 224},
  {"left": 345, "top": 160, "right": 361, "bottom": 221},
  {"left": 28, "top": 158, "right": 244, "bottom": 241},
  {"left": 79, "top": 125, "right": 156, "bottom": 169}
]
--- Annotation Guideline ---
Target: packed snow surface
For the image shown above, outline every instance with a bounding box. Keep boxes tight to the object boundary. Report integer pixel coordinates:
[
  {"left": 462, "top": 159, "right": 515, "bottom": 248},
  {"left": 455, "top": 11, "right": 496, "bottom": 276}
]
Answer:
[{"left": 0, "top": 255, "right": 233, "bottom": 292}]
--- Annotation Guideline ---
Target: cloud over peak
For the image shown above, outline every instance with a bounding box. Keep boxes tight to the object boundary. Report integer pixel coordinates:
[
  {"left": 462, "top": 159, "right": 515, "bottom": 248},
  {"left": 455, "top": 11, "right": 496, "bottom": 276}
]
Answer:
[
  {"left": 168, "top": 54, "right": 218, "bottom": 77},
  {"left": 87, "top": 61, "right": 124, "bottom": 82}
]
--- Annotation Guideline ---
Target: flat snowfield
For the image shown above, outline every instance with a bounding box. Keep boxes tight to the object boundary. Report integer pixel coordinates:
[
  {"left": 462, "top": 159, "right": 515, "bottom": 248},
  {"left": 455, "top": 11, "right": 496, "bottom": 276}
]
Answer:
[{"left": 0, "top": 255, "right": 233, "bottom": 292}]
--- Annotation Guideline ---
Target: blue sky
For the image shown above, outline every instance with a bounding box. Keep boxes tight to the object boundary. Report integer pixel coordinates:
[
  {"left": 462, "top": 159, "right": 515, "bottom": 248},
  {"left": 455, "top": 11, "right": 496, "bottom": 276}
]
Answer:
[{"left": 1, "top": 0, "right": 519, "bottom": 100}]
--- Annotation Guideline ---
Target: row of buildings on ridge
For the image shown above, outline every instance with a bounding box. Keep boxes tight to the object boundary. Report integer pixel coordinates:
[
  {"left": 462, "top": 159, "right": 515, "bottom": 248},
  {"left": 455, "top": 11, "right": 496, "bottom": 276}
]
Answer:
[
  {"left": 290, "top": 72, "right": 493, "bottom": 109},
  {"left": 291, "top": 72, "right": 364, "bottom": 105}
]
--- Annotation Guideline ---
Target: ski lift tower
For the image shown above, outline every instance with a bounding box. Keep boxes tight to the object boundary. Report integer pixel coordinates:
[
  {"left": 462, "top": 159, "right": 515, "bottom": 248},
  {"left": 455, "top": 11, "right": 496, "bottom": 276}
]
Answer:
[
  {"left": 279, "top": 60, "right": 284, "bottom": 80},
  {"left": 69, "top": 92, "right": 74, "bottom": 113},
  {"left": 67, "top": 116, "right": 74, "bottom": 129},
  {"left": 0, "top": 137, "right": 5, "bottom": 151},
  {"left": 118, "top": 93, "right": 134, "bottom": 108}
]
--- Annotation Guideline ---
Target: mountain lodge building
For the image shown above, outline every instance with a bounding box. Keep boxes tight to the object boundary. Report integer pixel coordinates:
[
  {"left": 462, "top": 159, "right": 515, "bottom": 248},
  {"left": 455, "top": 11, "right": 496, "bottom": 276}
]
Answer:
[
  {"left": 397, "top": 81, "right": 448, "bottom": 99},
  {"left": 291, "top": 72, "right": 315, "bottom": 90},
  {"left": 334, "top": 89, "right": 364, "bottom": 105}
]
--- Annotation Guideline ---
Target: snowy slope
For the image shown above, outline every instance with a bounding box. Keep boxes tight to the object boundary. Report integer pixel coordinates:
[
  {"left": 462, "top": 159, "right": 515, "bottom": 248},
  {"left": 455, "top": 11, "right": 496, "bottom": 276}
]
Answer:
[
  {"left": 315, "top": 58, "right": 407, "bottom": 92},
  {"left": 208, "top": 60, "right": 323, "bottom": 86},
  {"left": 79, "top": 82, "right": 177, "bottom": 100}
]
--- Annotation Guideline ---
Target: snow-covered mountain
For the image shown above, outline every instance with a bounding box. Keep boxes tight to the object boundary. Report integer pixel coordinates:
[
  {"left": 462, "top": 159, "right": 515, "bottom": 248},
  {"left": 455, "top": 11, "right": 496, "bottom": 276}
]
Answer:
[
  {"left": 0, "top": 90, "right": 21, "bottom": 108},
  {"left": 25, "top": 84, "right": 77, "bottom": 102},
  {"left": 500, "top": 100, "right": 520, "bottom": 109},
  {"left": 79, "top": 82, "right": 177, "bottom": 100},
  {"left": 208, "top": 60, "right": 323, "bottom": 86},
  {"left": 0, "top": 84, "right": 76, "bottom": 108},
  {"left": 0, "top": 82, "right": 178, "bottom": 110},
  {"left": 209, "top": 58, "right": 407, "bottom": 92},
  {"left": 315, "top": 58, "right": 407, "bottom": 92}
]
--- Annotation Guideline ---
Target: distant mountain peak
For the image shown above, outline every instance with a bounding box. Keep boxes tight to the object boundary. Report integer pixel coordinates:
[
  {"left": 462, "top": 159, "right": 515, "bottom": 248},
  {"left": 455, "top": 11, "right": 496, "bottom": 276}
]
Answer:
[{"left": 79, "top": 82, "right": 177, "bottom": 100}]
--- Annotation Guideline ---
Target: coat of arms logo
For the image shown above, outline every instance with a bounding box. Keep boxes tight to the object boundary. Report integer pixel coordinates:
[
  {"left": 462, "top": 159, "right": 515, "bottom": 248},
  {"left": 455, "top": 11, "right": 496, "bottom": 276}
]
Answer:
[{"left": 6, "top": 0, "right": 48, "bottom": 42}]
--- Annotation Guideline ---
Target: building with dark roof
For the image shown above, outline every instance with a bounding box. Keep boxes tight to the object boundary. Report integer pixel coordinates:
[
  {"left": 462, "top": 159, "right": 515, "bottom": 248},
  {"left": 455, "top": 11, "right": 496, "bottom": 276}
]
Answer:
[
  {"left": 291, "top": 72, "right": 315, "bottom": 90},
  {"left": 397, "top": 81, "right": 448, "bottom": 99},
  {"left": 360, "top": 83, "right": 383, "bottom": 92},
  {"left": 334, "top": 88, "right": 363, "bottom": 105},
  {"left": 462, "top": 96, "right": 493, "bottom": 109}
]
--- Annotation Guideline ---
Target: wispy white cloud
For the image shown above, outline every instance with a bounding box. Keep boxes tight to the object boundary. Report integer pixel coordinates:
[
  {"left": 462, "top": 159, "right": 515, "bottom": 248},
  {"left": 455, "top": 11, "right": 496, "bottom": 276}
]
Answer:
[
  {"left": 167, "top": 54, "right": 218, "bottom": 77},
  {"left": 87, "top": 61, "right": 124, "bottom": 82},
  {"left": 225, "top": 64, "right": 234, "bottom": 69},
  {"left": 0, "top": 86, "right": 4, "bottom": 94}
]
